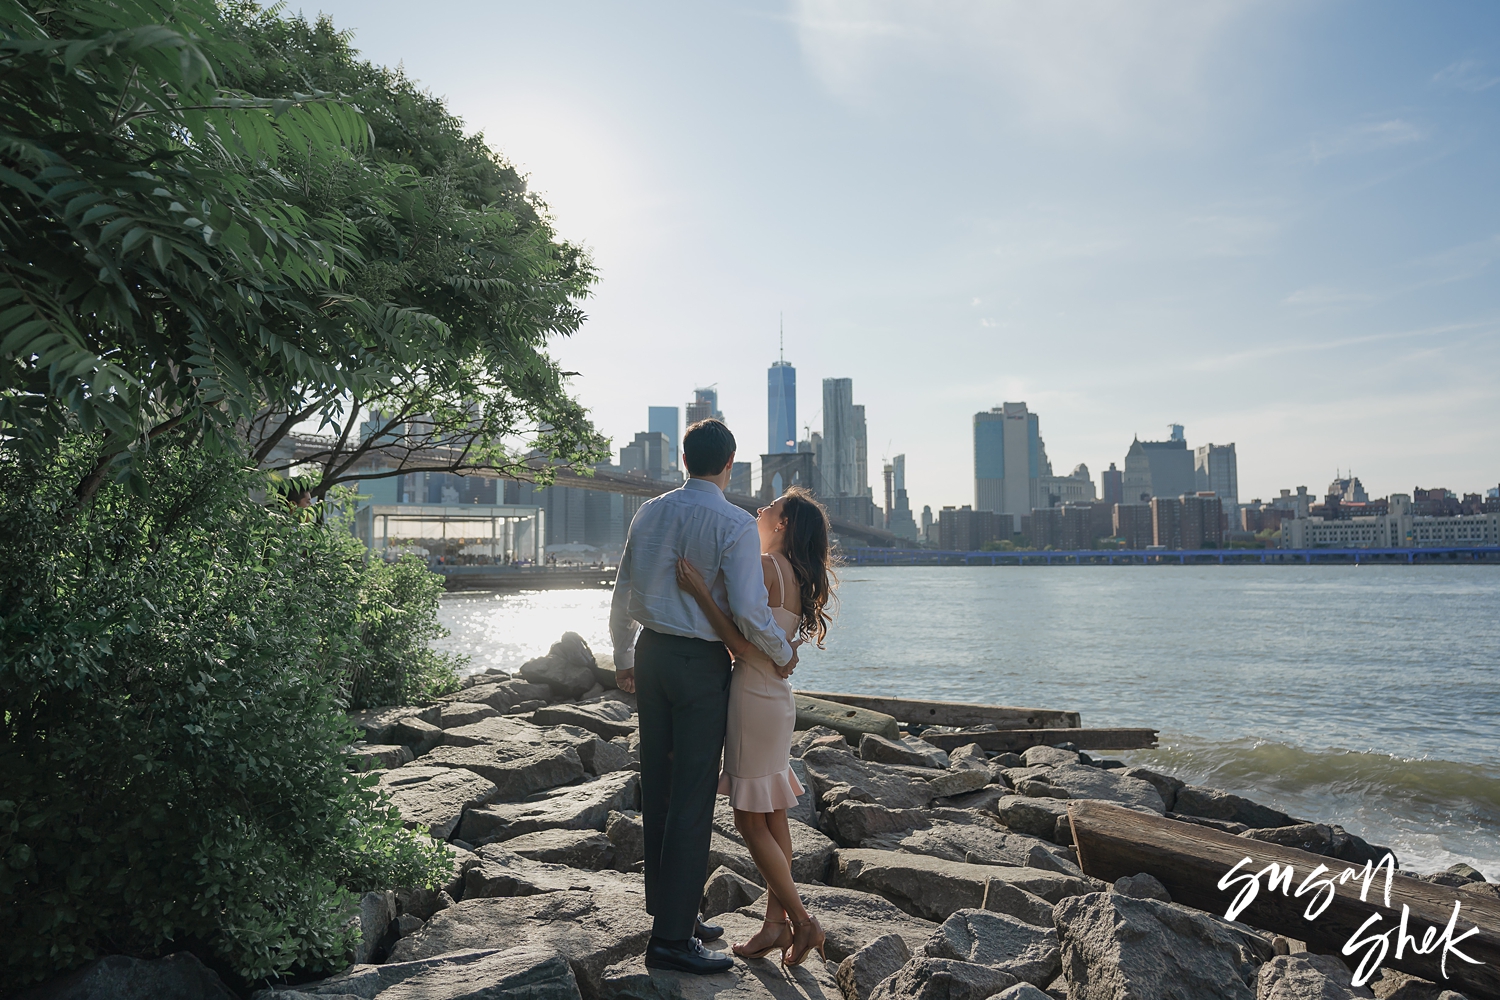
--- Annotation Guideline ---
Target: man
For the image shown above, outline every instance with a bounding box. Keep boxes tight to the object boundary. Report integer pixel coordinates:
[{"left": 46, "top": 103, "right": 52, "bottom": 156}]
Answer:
[{"left": 611, "top": 418, "right": 797, "bottom": 974}]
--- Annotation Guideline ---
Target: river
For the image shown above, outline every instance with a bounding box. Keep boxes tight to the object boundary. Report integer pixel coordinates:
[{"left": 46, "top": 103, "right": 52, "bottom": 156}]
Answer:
[{"left": 435, "top": 564, "right": 1500, "bottom": 877}]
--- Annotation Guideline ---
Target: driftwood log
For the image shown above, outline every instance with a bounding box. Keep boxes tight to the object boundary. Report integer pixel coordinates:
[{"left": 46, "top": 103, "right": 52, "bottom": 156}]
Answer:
[
  {"left": 918, "top": 727, "right": 1158, "bottom": 753},
  {"left": 795, "top": 691, "right": 1079, "bottom": 730},
  {"left": 1068, "top": 800, "right": 1500, "bottom": 998}
]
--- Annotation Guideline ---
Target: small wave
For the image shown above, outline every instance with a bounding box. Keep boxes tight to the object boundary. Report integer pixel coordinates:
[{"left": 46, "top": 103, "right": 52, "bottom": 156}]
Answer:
[{"left": 1122, "top": 735, "right": 1500, "bottom": 877}]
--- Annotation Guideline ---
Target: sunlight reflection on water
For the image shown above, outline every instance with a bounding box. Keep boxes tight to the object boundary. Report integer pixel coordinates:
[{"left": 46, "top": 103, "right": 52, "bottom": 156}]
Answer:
[{"left": 435, "top": 588, "right": 614, "bottom": 674}]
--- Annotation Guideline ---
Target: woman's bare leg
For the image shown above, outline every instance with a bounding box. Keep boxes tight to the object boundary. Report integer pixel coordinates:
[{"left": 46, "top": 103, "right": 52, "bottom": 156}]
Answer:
[{"left": 736, "top": 808, "right": 808, "bottom": 927}]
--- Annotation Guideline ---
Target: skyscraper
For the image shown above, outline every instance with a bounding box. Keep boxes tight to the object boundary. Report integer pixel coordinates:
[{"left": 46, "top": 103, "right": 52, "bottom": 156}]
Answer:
[
  {"left": 821, "top": 378, "right": 857, "bottom": 496},
  {"left": 852, "top": 403, "right": 869, "bottom": 497},
  {"left": 887, "top": 454, "right": 919, "bottom": 539},
  {"left": 648, "top": 406, "right": 679, "bottom": 472},
  {"left": 1101, "top": 463, "right": 1123, "bottom": 505},
  {"left": 1194, "top": 443, "right": 1239, "bottom": 507},
  {"left": 768, "top": 363, "right": 796, "bottom": 456},
  {"left": 685, "top": 387, "right": 722, "bottom": 426},
  {"left": 973, "top": 402, "right": 1042, "bottom": 517},
  {"left": 1124, "top": 429, "right": 1196, "bottom": 501}
]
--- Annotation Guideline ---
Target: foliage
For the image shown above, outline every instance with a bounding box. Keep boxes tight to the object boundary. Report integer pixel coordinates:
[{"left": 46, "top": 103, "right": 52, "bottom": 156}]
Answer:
[
  {"left": 0, "top": 440, "right": 453, "bottom": 987},
  {"left": 0, "top": 0, "right": 376, "bottom": 492},
  {"left": 350, "top": 551, "right": 462, "bottom": 710},
  {"left": 223, "top": 5, "right": 607, "bottom": 495},
  {"left": 0, "top": 0, "right": 605, "bottom": 503}
]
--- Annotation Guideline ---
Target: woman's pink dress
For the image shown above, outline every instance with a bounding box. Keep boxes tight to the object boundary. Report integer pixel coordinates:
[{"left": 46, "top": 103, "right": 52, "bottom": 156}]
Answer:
[{"left": 717, "top": 557, "right": 806, "bottom": 812}]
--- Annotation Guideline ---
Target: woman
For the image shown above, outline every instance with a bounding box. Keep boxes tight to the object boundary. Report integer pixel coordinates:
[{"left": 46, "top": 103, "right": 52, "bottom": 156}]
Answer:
[{"left": 674, "top": 486, "right": 836, "bottom": 968}]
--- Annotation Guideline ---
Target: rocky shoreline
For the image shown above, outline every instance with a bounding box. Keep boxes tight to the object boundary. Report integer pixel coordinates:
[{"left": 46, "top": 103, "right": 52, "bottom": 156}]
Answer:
[{"left": 38, "top": 632, "right": 1496, "bottom": 1000}]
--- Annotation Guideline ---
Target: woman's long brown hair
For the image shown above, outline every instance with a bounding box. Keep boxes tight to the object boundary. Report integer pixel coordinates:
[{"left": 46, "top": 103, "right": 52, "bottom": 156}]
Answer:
[{"left": 778, "top": 486, "right": 837, "bottom": 648}]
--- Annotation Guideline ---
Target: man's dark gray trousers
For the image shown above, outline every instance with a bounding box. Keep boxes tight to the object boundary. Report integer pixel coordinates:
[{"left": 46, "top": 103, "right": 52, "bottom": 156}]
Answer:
[{"left": 633, "top": 628, "right": 731, "bottom": 941}]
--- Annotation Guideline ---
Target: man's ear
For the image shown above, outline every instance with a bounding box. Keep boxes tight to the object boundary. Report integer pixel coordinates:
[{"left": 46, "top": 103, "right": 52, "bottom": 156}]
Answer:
[{"left": 721, "top": 452, "right": 736, "bottom": 475}]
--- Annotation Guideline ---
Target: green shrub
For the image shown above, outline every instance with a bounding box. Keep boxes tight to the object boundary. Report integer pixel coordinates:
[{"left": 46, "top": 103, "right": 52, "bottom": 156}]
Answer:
[
  {"left": 0, "top": 442, "right": 452, "bottom": 987},
  {"left": 350, "top": 553, "right": 463, "bottom": 710}
]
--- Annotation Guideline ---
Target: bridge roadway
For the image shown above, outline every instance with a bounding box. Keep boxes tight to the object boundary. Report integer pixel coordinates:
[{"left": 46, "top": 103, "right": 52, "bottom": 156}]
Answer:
[
  {"left": 846, "top": 545, "right": 1500, "bottom": 566},
  {"left": 282, "top": 430, "right": 907, "bottom": 549},
  {"left": 547, "top": 464, "right": 907, "bottom": 548}
]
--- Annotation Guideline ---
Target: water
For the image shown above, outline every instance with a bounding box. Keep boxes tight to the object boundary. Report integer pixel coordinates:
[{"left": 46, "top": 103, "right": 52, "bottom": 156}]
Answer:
[{"left": 436, "top": 565, "right": 1500, "bottom": 876}]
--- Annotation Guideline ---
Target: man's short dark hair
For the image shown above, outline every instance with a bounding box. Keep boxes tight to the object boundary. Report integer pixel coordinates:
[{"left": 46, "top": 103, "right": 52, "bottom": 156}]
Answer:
[{"left": 683, "top": 419, "right": 735, "bottom": 476}]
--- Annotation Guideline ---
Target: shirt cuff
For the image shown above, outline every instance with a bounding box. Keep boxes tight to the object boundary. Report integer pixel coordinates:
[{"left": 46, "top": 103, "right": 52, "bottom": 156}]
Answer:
[{"left": 613, "top": 646, "right": 635, "bottom": 672}]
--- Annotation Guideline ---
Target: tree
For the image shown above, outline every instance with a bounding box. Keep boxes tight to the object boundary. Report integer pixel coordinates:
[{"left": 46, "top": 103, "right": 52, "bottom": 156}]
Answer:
[
  {"left": 0, "top": 0, "right": 604, "bottom": 503},
  {"left": 222, "top": 6, "right": 607, "bottom": 496}
]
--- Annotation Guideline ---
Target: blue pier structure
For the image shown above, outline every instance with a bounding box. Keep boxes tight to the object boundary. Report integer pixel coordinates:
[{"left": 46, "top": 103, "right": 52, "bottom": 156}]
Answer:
[{"left": 844, "top": 546, "right": 1500, "bottom": 566}]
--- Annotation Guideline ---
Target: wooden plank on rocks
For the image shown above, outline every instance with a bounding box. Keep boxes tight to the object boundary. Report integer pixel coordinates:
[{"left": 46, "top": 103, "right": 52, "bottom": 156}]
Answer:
[
  {"left": 794, "top": 695, "right": 900, "bottom": 741},
  {"left": 918, "top": 727, "right": 1158, "bottom": 753},
  {"left": 1068, "top": 800, "right": 1500, "bottom": 999},
  {"left": 795, "top": 691, "right": 1080, "bottom": 730}
]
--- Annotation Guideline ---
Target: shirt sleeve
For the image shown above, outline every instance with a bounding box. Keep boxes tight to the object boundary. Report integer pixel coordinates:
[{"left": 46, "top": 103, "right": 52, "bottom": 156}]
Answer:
[
  {"left": 609, "top": 530, "right": 640, "bottom": 672},
  {"left": 722, "top": 520, "right": 793, "bottom": 666}
]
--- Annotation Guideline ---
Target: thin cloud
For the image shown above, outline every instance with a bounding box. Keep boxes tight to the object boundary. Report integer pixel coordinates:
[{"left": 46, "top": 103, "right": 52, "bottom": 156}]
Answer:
[
  {"left": 1433, "top": 59, "right": 1500, "bottom": 93},
  {"left": 1309, "top": 119, "right": 1424, "bottom": 163},
  {"left": 789, "top": 0, "right": 1259, "bottom": 139}
]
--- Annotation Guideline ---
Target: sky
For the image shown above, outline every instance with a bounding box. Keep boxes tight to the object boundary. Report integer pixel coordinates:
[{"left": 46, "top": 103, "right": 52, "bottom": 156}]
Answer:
[{"left": 295, "top": 1, "right": 1500, "bottom": 510}]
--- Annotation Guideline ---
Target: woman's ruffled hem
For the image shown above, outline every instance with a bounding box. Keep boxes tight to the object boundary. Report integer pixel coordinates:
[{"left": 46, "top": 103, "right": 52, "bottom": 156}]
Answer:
[{"left": 717, "top": 765, "right": 805, "bottom": 813}]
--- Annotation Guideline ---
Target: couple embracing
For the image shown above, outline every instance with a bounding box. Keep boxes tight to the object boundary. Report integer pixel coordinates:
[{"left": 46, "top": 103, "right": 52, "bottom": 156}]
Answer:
[{"left": 610, "top": 418, "right": 837, "bottom": 975}]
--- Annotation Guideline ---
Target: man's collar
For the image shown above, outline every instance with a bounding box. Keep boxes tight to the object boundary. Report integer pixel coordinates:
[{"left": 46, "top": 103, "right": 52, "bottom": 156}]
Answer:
[{"left": 683, "top": 478, "right": 724, "bottom": 498}]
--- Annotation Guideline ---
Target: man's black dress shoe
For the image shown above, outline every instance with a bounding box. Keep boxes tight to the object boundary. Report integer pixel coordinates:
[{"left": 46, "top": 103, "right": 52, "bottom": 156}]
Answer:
[
  {"left": 695, "top": 918, "right": 723, "bottom": 942},
  {"left": 644, "top": 936, "right": 733, "bottom": 974}
]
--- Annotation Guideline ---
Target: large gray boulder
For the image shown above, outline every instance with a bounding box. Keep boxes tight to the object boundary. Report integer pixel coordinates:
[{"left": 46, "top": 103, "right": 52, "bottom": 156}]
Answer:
[
  {"left": 520, "top": 653, "right": 597, "bottom": 698},
  {"left": 1021, "top": 747, "right": 1080, "bottom": 768},
  {"left": 733, "top": 883, "right": 940, "bottom": 962},
  {"left": 830, "top": 849, "right": 1091, "bottom": 923},
  {"left": 295, "top": 947, "right": 581, "bottom": 1000},
  {"left": 390, "top": 890, "right": 649, "bottom": 999},
  {"left": 19, "top": 953, "right": 235, "bottom": 1000},
  {"left": 605, "top": 810, "right": 644, "bottom": 869},
  {"left": 839, "top": 934, "right": 914, "bottom": 1000},
  {"left": 378, "top": 766, "right": 499, "bottom": 840},
  {"left": 887, "top": 823, "right": 1063, "bottom": 869},
  {"left": 701, "top": 865, "right": 765, "bottom": 918},
  {"left": 1051, "top": 891, "right": 1275, "bottom": 1000},
  {"left": 439, "top": 701, "right": 499, "bottom": 728},
  {"left": 354, "top": 890, "right": 398, "bottom": 965},
  {"left": 599, "top": 910, "right": 839, "bottom": 1000},
  {"left": 1117, "top": 766, "right": 1184, "bottom": 811},
  {"left": 803, "top": 746, "right": 938, "bottom": 810},
  {"left": 457, "top": 679, "right": 554, "bottom": 714},
  {"left": 550, "top": 631, "right": 599, "bottom": 673},
  {"left": 862, "top": 733, "right": 951, "bottom": 769},
  {"left": 948, "top": 744, "right": 1001, "bottom": 783},
  {"left": 459, "top": 772, "right": 640, "bottom": 844},
  {"left": 979, "top": 882, "right": 1056, "bottom": 929},
  {"left": 582, "top": 737, "right": 635, "bottom": 776},
  {"left": 502, "top": 828, "right": 616, "bottom": 870},
  {"left": 1037, "top": 765, "right": 1165, "bottom": 814},
  {"left": 869, "top": 956, "right": 1018, "bottom": 1000},
  {"left": 532, "top": 701, "right": 637, "bottom": 740},
  {"left": 994, "top": 796, "right": 1072, "bottom": 841},
  {"left": 788, "top": 757, "right": 818, "bottom": 827},
  {"left": 421, "top": 744, "right": 585, "bottom": 801},
  {"left": 349, "top": 705, "right": 441, "bottom": 744},
  {"left": 1257, "top": 954, "right": 1374, "bottom": 1000},
  {"left": 459, "top": 847, "right": 629, "bottom": 899},
  {"left": 927, "top": 769, "right": 993, "bottom": 799},
  {"left": 1172, "top": 786, "right": 1297, "bottom": 829},
  {"left": 825, "top": 801, "right": 933, "bottom": 846},
  {"left": 441, "top": 715, "right": 550, "bottom": 748},
  {"left": 923, "top": 910, "right": 1059, "bottom": 986},
  {"left": 348, "top": 743, "right": 414, "bottom": 772},
  {"left": 390, "top": 716, "right": 444, "bottom": 755}
]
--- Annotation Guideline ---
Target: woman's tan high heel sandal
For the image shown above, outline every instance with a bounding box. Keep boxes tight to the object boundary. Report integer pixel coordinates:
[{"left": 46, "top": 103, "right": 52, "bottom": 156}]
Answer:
[
  {"left": 783, "top": 914, "right": 826, "bottom": 968},
  {"left": 733, "top": 919, "right": 791, "bottom": 959}
]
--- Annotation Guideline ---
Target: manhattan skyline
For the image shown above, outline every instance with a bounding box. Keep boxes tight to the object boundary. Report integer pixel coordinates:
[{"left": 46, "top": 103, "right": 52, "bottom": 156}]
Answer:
[{"left": 300, "top": 1, "right": 1500, "bottom": 507}]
